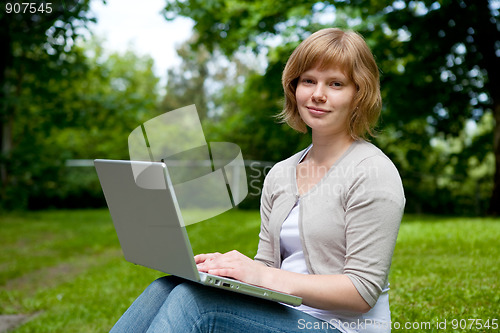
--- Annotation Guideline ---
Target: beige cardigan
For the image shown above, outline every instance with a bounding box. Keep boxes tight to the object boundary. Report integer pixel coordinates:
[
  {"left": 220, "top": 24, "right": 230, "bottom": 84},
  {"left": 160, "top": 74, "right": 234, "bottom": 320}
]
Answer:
[{"left": 254, "top": 140, "right": 405, "bottom": 308}]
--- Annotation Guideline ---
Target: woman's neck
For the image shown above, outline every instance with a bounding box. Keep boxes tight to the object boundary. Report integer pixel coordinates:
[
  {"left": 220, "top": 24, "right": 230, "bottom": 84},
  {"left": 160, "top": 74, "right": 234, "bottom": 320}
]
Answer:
[{"left": 307, "top": 131, "right": 354, "bottom": 167}]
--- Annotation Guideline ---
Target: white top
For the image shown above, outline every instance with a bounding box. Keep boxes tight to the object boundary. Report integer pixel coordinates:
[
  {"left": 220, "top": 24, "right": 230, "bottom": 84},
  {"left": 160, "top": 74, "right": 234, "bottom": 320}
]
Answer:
[{"left": 279, "top": 146, "right": 392, "bottom": 332}]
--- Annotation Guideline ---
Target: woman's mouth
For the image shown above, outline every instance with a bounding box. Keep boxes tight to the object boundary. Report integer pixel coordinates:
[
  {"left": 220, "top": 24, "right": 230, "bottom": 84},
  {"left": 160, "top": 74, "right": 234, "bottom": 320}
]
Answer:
[{"left": 307, "top": 107, "right": 330, "bottom": 116}]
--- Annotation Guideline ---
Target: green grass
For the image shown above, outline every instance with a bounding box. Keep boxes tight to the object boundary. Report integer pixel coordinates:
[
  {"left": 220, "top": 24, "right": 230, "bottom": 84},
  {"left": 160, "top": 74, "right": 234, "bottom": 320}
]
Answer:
[
  {"left": 390, "top": 216, "right": 500, "bottom": 332},
  {"left": 0, "top": 210, "right": 499, "bottom": 332}
]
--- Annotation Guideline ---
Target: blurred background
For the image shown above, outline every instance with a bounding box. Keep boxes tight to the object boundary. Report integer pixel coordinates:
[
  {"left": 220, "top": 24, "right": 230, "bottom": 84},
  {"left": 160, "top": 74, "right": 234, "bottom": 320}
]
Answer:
[{"left": 1, "top": 0, "right": 499, "bottom": 215}]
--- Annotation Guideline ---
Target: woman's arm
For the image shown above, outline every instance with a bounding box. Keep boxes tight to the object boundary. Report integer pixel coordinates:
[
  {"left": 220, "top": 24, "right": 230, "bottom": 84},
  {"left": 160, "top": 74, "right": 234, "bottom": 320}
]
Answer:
[{"left": 195, "top": 251, "right": 371, "bottom": 313}]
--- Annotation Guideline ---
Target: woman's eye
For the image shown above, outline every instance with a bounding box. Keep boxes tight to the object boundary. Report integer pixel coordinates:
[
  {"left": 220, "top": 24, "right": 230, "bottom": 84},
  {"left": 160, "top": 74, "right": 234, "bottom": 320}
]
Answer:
[
  {"left": 301, "top": 78, "right": 314, "bottom": 84},
  {"left": 331, "top": 82, "right": 342, "bottom": 87}
]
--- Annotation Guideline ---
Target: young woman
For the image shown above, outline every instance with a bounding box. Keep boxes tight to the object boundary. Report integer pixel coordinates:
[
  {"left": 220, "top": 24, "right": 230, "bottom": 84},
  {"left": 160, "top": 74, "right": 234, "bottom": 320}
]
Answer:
[{"left": 110, "top": 28, "right": 405, "bottom": 333}]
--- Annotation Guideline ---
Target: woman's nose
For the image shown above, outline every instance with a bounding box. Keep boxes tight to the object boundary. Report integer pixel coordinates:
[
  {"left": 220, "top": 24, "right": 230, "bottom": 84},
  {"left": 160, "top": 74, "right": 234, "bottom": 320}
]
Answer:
[{"left": 311, "top": 85, "right": 326, "bottom": 103}]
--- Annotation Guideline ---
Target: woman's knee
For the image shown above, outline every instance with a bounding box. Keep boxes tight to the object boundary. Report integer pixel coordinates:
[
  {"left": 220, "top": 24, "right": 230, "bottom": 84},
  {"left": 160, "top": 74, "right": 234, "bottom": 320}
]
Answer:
[
  {"left": 144, "top": 275, "right": 183, "bottom": 299},
  {"left": 148, "top": 282, "right": 214, "bottom": 332},
  {"left": 164, "top": 282, "right": 221, "bottom": 321},
  {"left": 169, "top": 282, "right": 213, "bottom": 308}
]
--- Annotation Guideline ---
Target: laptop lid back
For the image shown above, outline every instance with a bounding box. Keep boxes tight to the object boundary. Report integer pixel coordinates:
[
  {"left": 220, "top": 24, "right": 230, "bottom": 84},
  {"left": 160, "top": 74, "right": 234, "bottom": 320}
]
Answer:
[{"left": 94, "top": 159, "right": 200, "bottom": 282}]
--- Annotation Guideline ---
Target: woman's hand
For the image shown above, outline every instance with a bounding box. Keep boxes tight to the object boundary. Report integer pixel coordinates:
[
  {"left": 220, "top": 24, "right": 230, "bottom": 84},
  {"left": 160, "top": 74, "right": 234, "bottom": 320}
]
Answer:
[
  {"left": 195, "top": 250, "right": 265, "bottom": 287},
  {"left": 195, "top": 251, "right": 371, "bottom": 312}
]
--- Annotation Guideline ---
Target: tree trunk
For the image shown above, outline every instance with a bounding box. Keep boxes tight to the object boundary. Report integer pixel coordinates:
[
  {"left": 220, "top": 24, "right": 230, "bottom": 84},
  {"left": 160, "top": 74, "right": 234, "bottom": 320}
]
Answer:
[
  {"left": 0, "top": 118, "right": 12, "bottom": 187},
  {"left": 488, "top": 102, "right": 500, "bottom": 215},
  {"left": 0, "top": 28, "right": 11, "bottom": 198},
  {"left": 474, "top": 0, "right": 500, "bottom": 215}
]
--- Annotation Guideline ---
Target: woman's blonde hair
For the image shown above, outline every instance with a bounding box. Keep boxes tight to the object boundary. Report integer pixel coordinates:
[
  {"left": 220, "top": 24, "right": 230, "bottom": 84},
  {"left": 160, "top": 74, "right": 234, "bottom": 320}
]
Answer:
[{"left": 278, "top": 28, "right": 382, "bottom": 140}]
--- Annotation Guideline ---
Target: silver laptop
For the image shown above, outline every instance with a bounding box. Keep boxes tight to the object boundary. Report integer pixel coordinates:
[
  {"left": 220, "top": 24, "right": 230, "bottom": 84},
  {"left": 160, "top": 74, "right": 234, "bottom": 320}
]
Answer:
[{"left": 94, "top": 159, "right": 302, "bottom": 306}]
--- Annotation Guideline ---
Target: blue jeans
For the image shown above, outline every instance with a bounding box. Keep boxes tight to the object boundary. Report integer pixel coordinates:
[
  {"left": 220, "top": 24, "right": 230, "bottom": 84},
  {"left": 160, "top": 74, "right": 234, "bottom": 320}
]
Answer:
[{"left": 110, "top": 276, "right": 340, "bottom": 332}]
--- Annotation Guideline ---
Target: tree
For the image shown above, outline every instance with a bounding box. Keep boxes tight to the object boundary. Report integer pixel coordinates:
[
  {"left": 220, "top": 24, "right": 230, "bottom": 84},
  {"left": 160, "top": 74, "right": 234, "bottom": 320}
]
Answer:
[
  {"left": 27, "top": 40, "right": 160, "bottom": 209},
  {"left": 160, "top": 36, "right": 211, "bottom": 120},
  {"left": 0, "top": 0, "right": 97, "bottom": 208},
  {"left": 0, "top": 35, "right": 161, "bottom": 209},
  {"left": 368, "top": 0, "right": 499, "bottom": 215},
  {"left": 163, "top": 0, "right": 499, "bottom": 215},
  {"left": 0, "top": 1, "right": 163, "bottom": 209},
  {"left": 159, "top": 35, "right": 300, "bottom": 161}
]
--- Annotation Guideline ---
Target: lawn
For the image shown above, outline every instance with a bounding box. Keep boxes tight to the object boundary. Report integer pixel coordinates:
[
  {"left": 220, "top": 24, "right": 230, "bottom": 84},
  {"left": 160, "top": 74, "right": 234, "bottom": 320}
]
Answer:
[{"left": 0, "top": 209, "right": 499, "bottom": 332}]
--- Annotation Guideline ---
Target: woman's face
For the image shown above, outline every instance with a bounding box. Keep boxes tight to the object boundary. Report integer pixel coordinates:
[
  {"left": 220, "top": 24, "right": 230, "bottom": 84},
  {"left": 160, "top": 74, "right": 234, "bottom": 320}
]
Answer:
[{"left": 295, "top": 65, "right": 356, "bottom": 137}]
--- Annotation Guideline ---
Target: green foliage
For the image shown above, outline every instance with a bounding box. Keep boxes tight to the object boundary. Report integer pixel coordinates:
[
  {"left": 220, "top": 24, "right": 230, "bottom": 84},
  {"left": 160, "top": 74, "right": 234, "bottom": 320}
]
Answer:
[
  {"left": 0, "top": 0, "right": 165, "bottom": 210},
  {"left": 164, "top": 0, "right": 292, "bottom": 55},
  {"left": 56, "top": 40, "right": 160, "bottom": 160},
  {"left": 0, "top": 36, "right": 161, "bottom": 210},
  {"left": 365, "top": 0, "right": 498, "bottom": 214},
  {"left": 374, "top": 112, "right": 495, "bottom": 215},
  {"left": 1, "top": 0, "right": 497, "bottom": 214},
  {"left": 0, "top": 209, "right": 499, "bottom": 331},
  {"left": 0, "top": 0, "right": 98, "bottom": 208}
]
